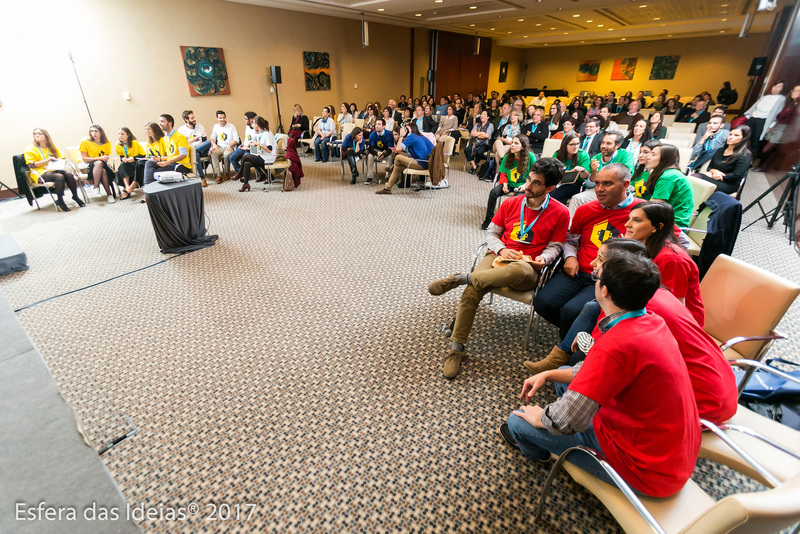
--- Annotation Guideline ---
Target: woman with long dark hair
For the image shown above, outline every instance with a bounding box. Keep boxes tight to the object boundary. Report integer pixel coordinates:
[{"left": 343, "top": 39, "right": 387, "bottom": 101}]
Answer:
[
  {"left": 587, "top": 96, "right": 604, "bottom": 118},
  {"left": 648, "top": 94, "right": 666, "bottom": 111},
  {"left": 649, "top": 111, "right": 667, "bottom": 140},
  {"left": 663, "top": 98, "right": 679, "bottom": 116},
  {"left": 465, "top": 110, "right": 494, "bottom": 174},
  {"left": 625, "top": 201, "right": 704, "bottom": 326},
  {"left": 549, "top": 132, "right": 591, "bottom": 204},
  {"left": 80, "top": 124, "right": 115, "bottom": 202},
  {"left": 693, "top": 125, "right": 752, "bottom": 195},
  {"left": 621, "top": 119, "right": 652, "bottom": 162},
  {"left": 639, "top": 144, "right": 693, "bottom": 227},
  {"left": 239, "top": 116, "right": 275, "bottom": 192},
  {"left": 480, "top": 134, "right": 536, "bottom": 229},
  {"left": 115, "top": 127, "right": 145, "bottom": 199},
  {"left": 547, "top": 103, "right": 563, "bottom": 137},
  {"left": 631, "top": 140, "right": 660, "bottom": 199},
  {"left": 24, "top": 128, "right": 83, "bottom": 211}
]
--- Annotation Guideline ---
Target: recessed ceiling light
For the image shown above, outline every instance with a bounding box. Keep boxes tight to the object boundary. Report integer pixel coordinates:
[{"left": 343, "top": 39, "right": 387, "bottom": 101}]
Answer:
[
  {"left": 544, "top": 43, "right": 548, "bottom": 46},
  {"left": 535, "top": 23, "right": 541, "bottom": 26},
  {"left": 621, "top": 37, "right": 626, "bottom": 40},
  {"left": 435, "top": 0, "right": 443, "bottom": 3},
  {"left": 550, "top": 27, "right": 556, "bottom": 30},
  {"left": 720, "top": 30, "right": 725, "bottom": 33},
  {"left": 415, "top": 13, "right": 422, "bottom": 16},
  {"left": 667, "top": 34, "right": 672, "bottom": 37},
  {"left": 654, "top": 17, "right": 660, "bottom": 20},
  {"left": 598, "top": 24, "right": 604, "bottom": 27},
  {"left": 608, "top": 28, "right": 614, "bottom": 30},
  {"left": 470, "top": 23, "right": 475, "bottom": 26},
  {"left": 377, "top": 8, "right": 384, "bottom": 11},
  {"left": 639, "top": 4, "right": 647, "bottom": 7},
  {"left": 564, "top": 32, "right": 569, "bottom": 34},
  {"left": 573, "top": 14, "right": 580, "bottom": 17},
  {"left": 580, "top": 40, "right": 585, "bottom": 43},
  {"left": 518, "top": 18, "right": 524, "bottom": 21},
  {"left": 507, "top": 31, "right": 512, "bottom": 33},
  {"left": 721, "top": 3, "right": 729, "bottom": 6},
  {"left": 586, "top": 19, "right": 593, "bottom": 22},
  {"left": 469, "top": 5, "right": 477, "bottom": 9},
  {"left": 490, "top": 27, "right": 495, "bottom": 30},
  {"left": 524, "top": 35, "right": 528, "bottom": 38},
  {"left": 722, "top": 18, "right": 727, "bottom": 21}
]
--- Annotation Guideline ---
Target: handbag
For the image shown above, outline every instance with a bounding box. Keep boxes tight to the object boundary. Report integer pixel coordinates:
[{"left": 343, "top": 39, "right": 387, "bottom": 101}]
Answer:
[
  {"left": 736, "top": 358, "right": 800, "bottom": 402},
  {"left": 282, "top": 170, "right": 295, "bottom": 192}
]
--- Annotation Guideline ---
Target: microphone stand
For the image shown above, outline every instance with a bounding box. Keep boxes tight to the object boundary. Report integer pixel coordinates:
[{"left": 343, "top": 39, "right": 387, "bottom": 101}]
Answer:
[{"left": 69, "top": 52, "right": 94, "bottom": 123}]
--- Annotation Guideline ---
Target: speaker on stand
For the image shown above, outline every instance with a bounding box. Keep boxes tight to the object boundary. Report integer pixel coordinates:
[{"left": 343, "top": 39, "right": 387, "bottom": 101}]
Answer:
[
  {"left": 269, "top": 66, "right": 285, "bottom": 134},
  {"left": 742, "top": 57, "right": 769, "bottom": 112}
]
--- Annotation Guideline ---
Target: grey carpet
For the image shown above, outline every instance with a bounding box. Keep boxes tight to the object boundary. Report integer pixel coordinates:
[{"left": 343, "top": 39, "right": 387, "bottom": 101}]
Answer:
[{"left": 1, "top": 159, "right": 798, "bottom": 533}]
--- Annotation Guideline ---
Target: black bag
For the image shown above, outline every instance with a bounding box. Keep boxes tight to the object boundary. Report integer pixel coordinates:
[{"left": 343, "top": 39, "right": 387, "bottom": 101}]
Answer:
[
  {"left": 737, "top": 358, "right": 800, "bottom": 430},
  {"left": 476, "top": 160, "right": 489, "bottom": 179}
]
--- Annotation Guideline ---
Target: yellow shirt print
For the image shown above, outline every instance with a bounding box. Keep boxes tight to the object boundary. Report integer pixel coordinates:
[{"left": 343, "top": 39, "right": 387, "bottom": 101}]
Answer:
[{"left": 509, "top": 221, "right": 533, "bottom": 244}]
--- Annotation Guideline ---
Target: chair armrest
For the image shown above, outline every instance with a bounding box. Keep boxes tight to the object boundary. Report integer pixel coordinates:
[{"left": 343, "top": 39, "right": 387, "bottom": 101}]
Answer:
[
  {"left": 699, "top": 418, "right": 781, "bottom": 487},
  {"left": 720, "top": 332, "right": 787, "bottom": 352},
  {"left": 470, "top": 242, "right": 489, "bottom": 272},
  {"left": 536, "top": 445, "right": 666, "bottom": 534},
  {"left": 679, "top": 227, "right": 708, "bottom": 235},
  {"left": 537, "top": 256, "right": 563, "bottom": 291},
  {"left": 729, "top": 358, "right": 800, "bottom": 387}
]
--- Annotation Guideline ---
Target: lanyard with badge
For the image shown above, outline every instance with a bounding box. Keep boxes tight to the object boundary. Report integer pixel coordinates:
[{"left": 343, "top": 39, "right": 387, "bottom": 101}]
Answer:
[
  {"left": 600, "top": 308, "right": 646, "bottom": 333},
  {"left": 517, "top": 194, "right": 550, "bottom": 242}
]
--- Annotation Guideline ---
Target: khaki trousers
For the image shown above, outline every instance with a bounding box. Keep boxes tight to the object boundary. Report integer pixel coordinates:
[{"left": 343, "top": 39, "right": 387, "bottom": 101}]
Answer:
[
  {"left": 385, "top": 155, "right": 423, "bottom": 188},
  {"left": 210, "top": 146, "right": 234, "bottom": 176},
  {"left": 451, "top": 252, "right": 539, "bottom": 344}
]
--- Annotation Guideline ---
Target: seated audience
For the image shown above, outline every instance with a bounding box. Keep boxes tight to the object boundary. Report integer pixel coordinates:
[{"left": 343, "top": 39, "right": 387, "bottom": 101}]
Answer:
[
  {"left": 366, "top": 119, "right": 394, "bottom": 185},
  {"left": 142, "top": 114, "right": 191, "bottom": 186},
  {"left": 289, "top": 104, "right": 310, "bottom": 141},
  {"left": 620, "top": 119, "right": 652, "bottom": 161},
  {"left": 506, "top": 250, "right": 700, "bottom": 498},
  {"left": 342, "top": 126, "right": 367, "bottom": 185},
  {"left": 597, "top": 106, "right": 618, "bottom": 132},
  {"left": 694, "top": 106, "right": 730, "bottom": 145},
  {"left": 547, "top": 103, "right": 563, "bottom": 137},
  {"left": 464, "top": 110, "right": 494, "bottom": 175},
  {"left": 688, "top": 115, "right": 729, "bottom": 172},
  {"left": 429, "top": 158, "right": 569, "bottom": 379},
  {"left": 612, "top": 100, "right": 643, "bottom": 129},
  {"left": 209, "top": 110, "right": 240, "bottom": 185},
  {"left": 436, "top": 105, "right": 459, "bottom": 142},
  {"left": 677, "top": 100, "right": 710, "bottom": 124},
  {"left": 564, "top": 131, "right": 635, "bottom": 211},
  {"left": 579, "top": 117, "right": 603, "bottom": 157},
  {"left": 532, "top": 163, "right": 641, "bottom": 339},
  {"left": 435, "top": 97, "right": 449, "bottom": 118},
  {"left": 178, "top": 110, "right": 209, "bottom": 179},
  {"left": 523, "top": 107, "right": 548, "bottom": 156},
  {"left": 375, "top": 123, "right": 434, "bottom": 194},
  {"left": 631, "top": 140, "right": 660, "bottom": 198},
  {"left": 587, "top": 96, "right": 604, "bottom": 118},
  {"left": 549, "top": 116, "right": 577, "bottom": 141},
  {"left": 648, "top": 94, "right": 666, "bottom": 111},
  {"left": 481, "top": 134, "right": 537, "bottom": 229},
  {"left": 337, "top": 103, "right": 353, "bottom": 128},
  {"left": 362, "top": 105, "right": 378, "bottom": 135},
  {"left": 413, "top": 105, "right": 438, "bottom": 134},
  {"left": 24, "top": 128, "right": 83, "bottom": 212},
  {"left": 625, "top": 202, "right": 703, "bottom": 324},
  {"left": 312, "top": 107, "right": 336, "bottom": 163},
  {"left": 717, "top": 81, "right": 738, "bottom": 106},
  {"left": 228, "top": 112, "right": 256, "bottom": 181},
  {"left": 531, "top": 91, "right": 547, "bottom": 108},
  {"left": 549, "top": 133, "right": 590, "bottom": 205},
  {"left": 115, "top": 127, "right": 145, "bottom": 200},
  {"left": 663, "top": 98, "right": 680, "bottom": 115},
  {"left": 693, "top": 125, "right": 752, "bottom": 195},
  {"left": 492, "top": 111, "right": 522, "bottom": 166},
  {"left": 382, "top": 107, "right": 396, "bottom": 132},
  {"left": 238, "top": 116, "right": 276, "bottom": 192},
  {"left": 649, "top": 111, "right": 667, "bottom": 140},
  {"left": 80, "top": 124, "right": 115, "bottom": 202}
]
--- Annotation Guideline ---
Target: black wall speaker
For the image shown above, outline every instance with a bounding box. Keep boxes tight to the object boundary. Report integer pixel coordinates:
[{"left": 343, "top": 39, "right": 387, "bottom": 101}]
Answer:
[
  {"left": 748, "top": 57, "right": 767, "bottom": 77},
  {"left": 270, "top": 66, "right": 282, "bottom": 84},
  {"left": 427, "top": 69, "right": 435, "bottom": 82}
]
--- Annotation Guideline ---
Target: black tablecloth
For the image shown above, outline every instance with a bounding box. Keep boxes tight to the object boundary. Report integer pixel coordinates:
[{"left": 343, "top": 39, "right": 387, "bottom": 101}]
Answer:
[{"left": 143, "top": 179, "right": 218, "bottom": 254}]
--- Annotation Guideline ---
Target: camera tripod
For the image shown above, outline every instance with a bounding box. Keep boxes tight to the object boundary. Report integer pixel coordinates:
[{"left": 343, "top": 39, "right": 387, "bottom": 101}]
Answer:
[{"left": 742, "top": 155, "right": 800, "bottom": 246}]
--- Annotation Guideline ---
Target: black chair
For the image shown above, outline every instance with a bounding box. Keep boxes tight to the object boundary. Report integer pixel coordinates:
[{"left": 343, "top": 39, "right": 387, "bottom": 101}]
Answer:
[{"left": 12, "top": 154, "right": 59, "bottom": 211}]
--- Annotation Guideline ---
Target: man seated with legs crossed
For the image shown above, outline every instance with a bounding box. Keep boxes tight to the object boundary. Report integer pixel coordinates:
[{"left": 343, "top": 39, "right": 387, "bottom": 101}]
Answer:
[
  {"left": 530, "top": 163, "right": 641, "bottom": 371},
  {"left": 503, "top": 251, "right": 700, "bottom": 498},
  {"left": 429, "top": 158, "right": 570, "bottom": 379}
]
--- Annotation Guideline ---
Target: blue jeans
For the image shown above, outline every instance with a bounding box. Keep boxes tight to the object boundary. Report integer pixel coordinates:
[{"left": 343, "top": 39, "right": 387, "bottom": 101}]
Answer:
[
  {"left": 507, "top": 382, "right": 614, "bottom": 486},
  {"left": 194, "top": 140, "right": 211, "bottom": 177},
  {"left": 229, "top": 147, "right": 246, "bottom": 172},
  {"left": 533, "top": 271, "right": 596, "bottom": 339},
  {"left": 557, "top": 300, "right": 601, "bottom": 354},
  {"left": 314, "top": 137, "right": 331, "bottom": 161}
]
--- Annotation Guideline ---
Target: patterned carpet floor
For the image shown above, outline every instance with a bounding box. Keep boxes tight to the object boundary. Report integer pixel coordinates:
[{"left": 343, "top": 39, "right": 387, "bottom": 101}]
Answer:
[{"left": 1, "top": 156, "right": 799, "bottom": 533}]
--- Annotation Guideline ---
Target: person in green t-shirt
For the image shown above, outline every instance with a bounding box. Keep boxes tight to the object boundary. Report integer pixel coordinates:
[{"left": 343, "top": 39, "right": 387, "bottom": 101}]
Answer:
[
  {"left": 481, "top": 134, "right": 537, "bottom": 229},
  {"left": 549, "top": 132, "right": 591, "bottom": 204},
  {"left": 640, "top": 144, "right": 694, "bottom": 227},
  {"left": 631, "top": 139, "right": 661, "bottom": 199}
]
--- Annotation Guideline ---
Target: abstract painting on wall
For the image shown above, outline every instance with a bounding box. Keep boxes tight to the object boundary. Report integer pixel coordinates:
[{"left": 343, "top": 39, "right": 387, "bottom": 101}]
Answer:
[
  {"left": 650, "top": 56, "right": 681, "bottom": 80},
  {"left": 303, "top": 51, "right": 331, "bottom": 91},
  {"left": 499, "top": 62, "right": 508, "bottom": 83},
  {"left": 181, "top": 46, "right": 231, "bottom": 96},
  {"left": 577, "top": 60, "right": 600, "bottom": 82},
  {"left": 611, "top": 57, "right": 638, "bottom": 80}
]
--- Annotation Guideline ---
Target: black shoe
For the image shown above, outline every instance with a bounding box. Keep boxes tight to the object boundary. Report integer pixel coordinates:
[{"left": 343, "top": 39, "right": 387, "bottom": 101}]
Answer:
[
  {"left": 364, "top": 178, "right": 373, "bottom": 185},
  {"left": 350, "top": 175, "right": 357, "bottom": 185},
  {"left": 469, "top": 168, "right": 477, "bottom": 175},
  {"left": 500, "top": 424, "right": 520, "bottom": 450},
  {"left": 74, "top": 197, "right": 86, "bottom": 207},
  {"left": 480, "top": 222, "right": 490, "bottom": 231},
  {"left": 55, "top": 200, "right": 70, "bottom": 212},
  {"left": 315, "top": 158, "right": 322, "bottom": 162}
]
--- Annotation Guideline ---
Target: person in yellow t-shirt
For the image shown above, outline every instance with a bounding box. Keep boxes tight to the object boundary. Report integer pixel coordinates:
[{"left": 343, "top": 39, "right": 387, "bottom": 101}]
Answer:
[
  {"left": 79, "top": 124, "right": 116, "bottom": 203},
  {"left": 23, "top": 128, "right": 84, "bottom": 211},
  {"left": 115, "top": 127, "right": 146, "bottom": 199},
  {"left": 142, "top": 114, "right": 191, "bottom": 186}
]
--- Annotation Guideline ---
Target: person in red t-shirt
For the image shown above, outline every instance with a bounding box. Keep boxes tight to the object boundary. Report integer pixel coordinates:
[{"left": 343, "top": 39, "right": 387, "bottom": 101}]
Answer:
[
  {"left": 503, "top": 251, "right": 700, "bottom": 498},
  {"left": 529, "top": 163, "right": 642, "bottom": 373},
  {"left": 625, "top": 201, "right": 704, "bottom": 326},
  {"left": 428, "top": 159, "right": 570, "bottom": 379}
]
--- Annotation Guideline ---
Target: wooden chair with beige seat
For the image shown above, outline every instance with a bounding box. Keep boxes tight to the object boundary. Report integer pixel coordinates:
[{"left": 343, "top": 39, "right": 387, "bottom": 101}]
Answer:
[
  {"left": 534, "top": 442, "right": 800, "bottom": 534},
  {"left": 666, "top": 131, "right": 697, "bottom": 143},
  {"left": 261, "top": 137, "right": 291, "bottom": 187},
  {"left": 699, "top": 360, "right": 800, "bottom": 489},
  {"left": 541, "top": 138, "right": 561, "bottom": 159},
  {"left": 669, "top": 122, "right": 698, "bottom": 134},
  {"left": 662, "top": 138, "right": 694, "bottom": 149},
  {"left": 662, "top": 114, "right": 677, "bottom": 127},
  {"left": 441, "top": 247, "right": 562, "bottom": 349}
]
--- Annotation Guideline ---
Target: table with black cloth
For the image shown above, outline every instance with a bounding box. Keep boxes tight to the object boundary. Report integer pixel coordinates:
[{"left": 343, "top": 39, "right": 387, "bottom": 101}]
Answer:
[{"left": 143, "top": 179, "right": 218, "bottom": 254}]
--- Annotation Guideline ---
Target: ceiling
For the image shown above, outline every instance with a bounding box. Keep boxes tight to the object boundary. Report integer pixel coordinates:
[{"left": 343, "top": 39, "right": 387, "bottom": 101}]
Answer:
[{"left": 229, "top": 0, "right": 788, "bottom": 47}]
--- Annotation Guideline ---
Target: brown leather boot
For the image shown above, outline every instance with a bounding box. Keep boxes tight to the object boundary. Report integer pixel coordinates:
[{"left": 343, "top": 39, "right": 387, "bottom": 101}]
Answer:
[{"left": 524, "top": 346, "right": 571, "bottom": 374}]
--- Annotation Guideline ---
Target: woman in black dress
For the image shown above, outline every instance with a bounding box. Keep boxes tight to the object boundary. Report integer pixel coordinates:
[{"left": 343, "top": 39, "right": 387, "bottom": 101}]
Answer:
[{"left": 692, "top": 125, "right": 752, "bottom": 195}]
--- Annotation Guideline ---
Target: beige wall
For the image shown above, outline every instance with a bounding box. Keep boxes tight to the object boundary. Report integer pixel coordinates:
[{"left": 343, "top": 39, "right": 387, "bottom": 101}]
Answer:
[
  {"left": 487, "top": 45, "right": 525, "bottom": 96},
  {"left": 413, "top": 29, "right": 432, "bottom": 98},
  {"left": 520, "top": 34, "right": 768, "bottom": 104},
  {"left": 1, "top": 0, "right": 416, "bottom": 172}
]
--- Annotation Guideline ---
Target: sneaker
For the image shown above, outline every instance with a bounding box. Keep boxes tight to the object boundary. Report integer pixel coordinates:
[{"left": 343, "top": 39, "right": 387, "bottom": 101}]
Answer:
[
  {"left": 500, "top": 423, "right": 520, "bottom": 450},
  {"left": 201, "top": 178, "right": 208, "bottom": 187},
  {"left": 443, "top": 350, "right": 465, "bottom": 379},
  {"left": 364, "top": 177, "right": 373, "bottom": 185},
  {"left": 107, "top": 194, "right": 115, "bottom": 204},
  {"left": 428, "top": 273, "right": 464, "bottom": 296},
  {"left": 375, "top": 187, "right": 391, "bottom": 195}
]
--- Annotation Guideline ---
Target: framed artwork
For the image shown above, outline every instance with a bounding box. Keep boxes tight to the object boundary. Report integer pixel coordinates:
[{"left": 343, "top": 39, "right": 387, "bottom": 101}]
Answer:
[
  {"left": 303, "top": 51, "right": 331, "bottom": 91},
  {"left": 180, "top": 46, "right": 230, "bottom": 96},
  {"left": 577, "top": 60, "right": 600, "bottom": 82},
  {"left": 499, "top": 61, "right": 508, "bottom": 83},
  {"left": 611, "top": 57, "right": 638, "bottom": 81},
  {"left": 650, "top": 56, "right": 681, "bottom": 80}
]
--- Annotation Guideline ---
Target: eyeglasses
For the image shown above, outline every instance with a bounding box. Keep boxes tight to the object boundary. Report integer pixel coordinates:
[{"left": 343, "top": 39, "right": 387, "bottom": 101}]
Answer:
[{"left": 567, "top": 142, "right": 580, "bottom": 147}]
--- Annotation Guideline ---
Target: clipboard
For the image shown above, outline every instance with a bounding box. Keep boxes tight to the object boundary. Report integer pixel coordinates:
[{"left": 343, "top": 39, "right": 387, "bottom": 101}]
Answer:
[{"left": 560, "top": 169, "right": 581, "bottom": 184}]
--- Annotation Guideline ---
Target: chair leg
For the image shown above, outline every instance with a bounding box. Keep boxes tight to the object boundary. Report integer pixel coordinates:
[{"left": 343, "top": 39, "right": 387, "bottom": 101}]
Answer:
[
  {"left": 488, "top": 292, "right": 494, "bottom": 305},
  {"left": 532, "top": 314, "right": 541, "bottom": 346},
  {"left": 525, "top": 305, "right": 536, "bottom": 350},
  {"left": 441, "top": 316, "right": 455, "bottom": 338},
  {"left": 44, "top": 187, "right": 59, "bottom": 211}
]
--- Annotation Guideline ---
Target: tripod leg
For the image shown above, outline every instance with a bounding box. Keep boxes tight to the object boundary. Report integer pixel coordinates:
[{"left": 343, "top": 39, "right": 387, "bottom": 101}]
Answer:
[
  {"left": 789, "top": 177, "right": 799, "bottom": 245},
  {"left": 767, "top": 173, "right": 796, "bottom": 229}
]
